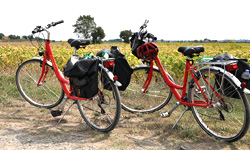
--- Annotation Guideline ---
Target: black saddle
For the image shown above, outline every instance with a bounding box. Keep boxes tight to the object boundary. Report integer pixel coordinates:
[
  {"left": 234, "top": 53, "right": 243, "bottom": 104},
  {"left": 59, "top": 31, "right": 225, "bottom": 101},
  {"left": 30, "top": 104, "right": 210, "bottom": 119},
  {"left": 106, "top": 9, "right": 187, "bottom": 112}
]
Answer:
[
  {"left": 178, "top": 46, "right": 204, "bottom": 58},
  {"left": 68, "top": 38, "right": 91, "bottom": 49}
]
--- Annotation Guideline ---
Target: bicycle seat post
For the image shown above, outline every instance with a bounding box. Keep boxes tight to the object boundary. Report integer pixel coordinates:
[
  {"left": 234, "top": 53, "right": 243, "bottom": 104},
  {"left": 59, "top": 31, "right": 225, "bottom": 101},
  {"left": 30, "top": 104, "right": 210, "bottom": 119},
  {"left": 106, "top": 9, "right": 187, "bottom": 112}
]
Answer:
[{"left": 73, "top": 47, "right": 77, "bottom": 56}]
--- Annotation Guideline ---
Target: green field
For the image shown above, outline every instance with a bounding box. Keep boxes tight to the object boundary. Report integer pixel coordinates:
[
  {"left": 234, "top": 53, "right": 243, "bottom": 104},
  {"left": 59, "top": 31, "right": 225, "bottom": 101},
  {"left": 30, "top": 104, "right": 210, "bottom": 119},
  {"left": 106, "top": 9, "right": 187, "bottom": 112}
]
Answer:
[{"left": 1, "top": 42, "right": 250, "bottom": 79}]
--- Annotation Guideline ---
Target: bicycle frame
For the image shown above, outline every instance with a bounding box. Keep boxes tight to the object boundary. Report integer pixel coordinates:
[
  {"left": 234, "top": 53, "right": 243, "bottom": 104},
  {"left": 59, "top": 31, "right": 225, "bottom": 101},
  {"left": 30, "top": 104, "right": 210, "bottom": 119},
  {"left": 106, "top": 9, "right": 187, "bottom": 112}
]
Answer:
[
  {"left": 37, "top": 40, "right": 94, "bottom": 101},
  {"left": 144, "top": 56, "right": 224, "bottom": 108}
]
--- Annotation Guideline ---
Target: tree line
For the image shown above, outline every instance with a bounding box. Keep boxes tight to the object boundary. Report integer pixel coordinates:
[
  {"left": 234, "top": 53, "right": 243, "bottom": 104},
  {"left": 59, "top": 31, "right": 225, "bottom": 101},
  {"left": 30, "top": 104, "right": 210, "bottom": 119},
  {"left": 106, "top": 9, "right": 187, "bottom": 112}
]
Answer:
[
  {"left": 0, "top": 33, "right": 45, "bottom": 42},
  {"left": 1, "top": 15, "right": 132, "bottom": 43},
  {"left": 0, "top": 33, "right": 31, "bottom": 40}
]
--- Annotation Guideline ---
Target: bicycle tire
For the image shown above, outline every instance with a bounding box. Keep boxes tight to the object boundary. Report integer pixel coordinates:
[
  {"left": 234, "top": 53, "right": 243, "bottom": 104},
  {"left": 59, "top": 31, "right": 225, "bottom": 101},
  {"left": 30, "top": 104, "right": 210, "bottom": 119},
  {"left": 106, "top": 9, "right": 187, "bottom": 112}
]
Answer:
[
  {"left": 16, "top": 59, "right": 64, "bottom": 108},
  {"left": 121, "top": 66, "right": 173, "bottom": 113},
  {"left": 77, "top": 66, "right": 121, "bottom": 132},
  {"left": 188, "top": 67, "right": 250, "bottom": 142}
]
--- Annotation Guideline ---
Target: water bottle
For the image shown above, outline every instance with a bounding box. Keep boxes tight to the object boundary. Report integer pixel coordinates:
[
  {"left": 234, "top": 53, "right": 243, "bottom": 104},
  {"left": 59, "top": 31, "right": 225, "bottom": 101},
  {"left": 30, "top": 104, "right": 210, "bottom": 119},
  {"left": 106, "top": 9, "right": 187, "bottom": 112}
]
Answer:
[{"left": 241, "top": 69, "right": 250, "bottom": 80}]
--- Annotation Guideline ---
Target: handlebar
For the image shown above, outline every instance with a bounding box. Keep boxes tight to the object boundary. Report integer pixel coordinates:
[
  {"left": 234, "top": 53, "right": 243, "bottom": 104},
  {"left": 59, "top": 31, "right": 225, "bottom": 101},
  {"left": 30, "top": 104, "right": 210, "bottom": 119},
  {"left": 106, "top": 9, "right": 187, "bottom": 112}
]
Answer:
[
  {"left": 137, "top": 20, "right": 157, "bottom": 42},
  {"left": 47, "top": 20, "right": 64, "bottom": 28},
  {"left": 140, "top": 19, "right": 149, "bottom": 30},
  {"left": 146, "top": 33, "right": 157, "bottom": 41},
  {"left": 32, "top": 20, "right": 64, "bottom": 34}
]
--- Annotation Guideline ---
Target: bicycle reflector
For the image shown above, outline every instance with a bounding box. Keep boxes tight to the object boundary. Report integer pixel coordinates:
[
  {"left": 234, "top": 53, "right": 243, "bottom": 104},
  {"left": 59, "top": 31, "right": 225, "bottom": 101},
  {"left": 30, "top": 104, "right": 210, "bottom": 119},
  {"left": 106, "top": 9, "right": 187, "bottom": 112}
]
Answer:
[
  {"left": 103, "top": 60, "right": 114, "bottom": 67},
  {"left": 241, "top": 82, "right": 247, "bottom": 88},
  {"left": 226, "top": 63, "right": 238, "bottom": 72},
  {"left": 113, "top": 75, "right": 118, "bottom": 81}
]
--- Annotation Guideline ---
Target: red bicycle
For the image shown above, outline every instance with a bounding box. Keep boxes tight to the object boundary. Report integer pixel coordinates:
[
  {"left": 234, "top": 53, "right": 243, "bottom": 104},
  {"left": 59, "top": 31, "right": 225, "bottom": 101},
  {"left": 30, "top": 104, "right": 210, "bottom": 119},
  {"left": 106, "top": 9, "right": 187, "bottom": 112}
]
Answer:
[
  {"left": 120, "top": 20, "right": 250, "bottom": 142},
  {"left": 15, "top": 20, "right": 121, "bottom": 132}
]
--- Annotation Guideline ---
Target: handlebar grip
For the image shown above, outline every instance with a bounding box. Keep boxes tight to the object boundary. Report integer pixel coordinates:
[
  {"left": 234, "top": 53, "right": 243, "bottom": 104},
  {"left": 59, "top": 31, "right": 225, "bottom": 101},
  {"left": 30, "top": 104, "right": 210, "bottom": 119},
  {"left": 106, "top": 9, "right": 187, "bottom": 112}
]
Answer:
[
  {"left": 53, "top": 20, "right": 64, "bottom": 26},
  {"left": 32, "top": 26, "right": 42, "bottom": 34},
  {"left": 32, "top": 30, "right": 37, "bottom": 34},
  {"left": 147, "top": 33, "right": 157, "bottom": 41}
]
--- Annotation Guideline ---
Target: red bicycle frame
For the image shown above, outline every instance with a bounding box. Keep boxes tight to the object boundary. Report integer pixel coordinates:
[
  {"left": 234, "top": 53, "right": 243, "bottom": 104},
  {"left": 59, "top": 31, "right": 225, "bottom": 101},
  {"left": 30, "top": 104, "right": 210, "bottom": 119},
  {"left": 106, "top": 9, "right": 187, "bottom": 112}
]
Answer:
[
  {"left": 36, "top": 40, "right": 95, "bottom": 101},
  {"left": 143, "top": 56, "right": 224, "bottom": 108}
]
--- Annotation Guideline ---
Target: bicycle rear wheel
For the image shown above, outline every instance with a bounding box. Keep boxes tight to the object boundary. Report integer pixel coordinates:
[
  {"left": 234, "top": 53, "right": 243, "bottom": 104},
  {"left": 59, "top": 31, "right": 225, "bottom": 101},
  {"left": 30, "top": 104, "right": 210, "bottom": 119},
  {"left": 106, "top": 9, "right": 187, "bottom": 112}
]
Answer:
[
  {"left": 16, "top": 59, "right": 64, "bottom": 108},
  {"left": 77, "top": 66, "right": 121, "bottom": 132},
  {"left": 188, "top": 67, "right": 250, "bottom": 142},
  {"left": 120, "top": 66, "right": 172, "bottom": 113}
]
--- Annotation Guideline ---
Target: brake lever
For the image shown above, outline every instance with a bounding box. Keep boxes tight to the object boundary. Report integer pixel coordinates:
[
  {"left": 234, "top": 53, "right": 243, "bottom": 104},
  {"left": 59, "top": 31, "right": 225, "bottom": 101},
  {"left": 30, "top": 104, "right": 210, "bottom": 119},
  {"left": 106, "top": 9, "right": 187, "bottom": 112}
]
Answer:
[{"left": 32, "top": 26, "right": 42, "bottom": 34}]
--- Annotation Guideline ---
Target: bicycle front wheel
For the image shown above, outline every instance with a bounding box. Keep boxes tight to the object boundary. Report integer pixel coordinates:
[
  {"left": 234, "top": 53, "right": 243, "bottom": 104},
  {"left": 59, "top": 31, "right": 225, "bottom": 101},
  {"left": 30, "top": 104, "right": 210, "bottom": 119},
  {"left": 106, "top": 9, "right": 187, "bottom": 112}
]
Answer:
[
  {"left": 120, "top": 66, "right": 172, "bottom": 113},
  {"left": 188, "top": 67, "right": 250, "bottom": 142},
  {"left": 16, "top": 59, "right": 64, "bottom": 108},
  {"left": 77, "top": 66, "right": 121, "bottom": 132}
]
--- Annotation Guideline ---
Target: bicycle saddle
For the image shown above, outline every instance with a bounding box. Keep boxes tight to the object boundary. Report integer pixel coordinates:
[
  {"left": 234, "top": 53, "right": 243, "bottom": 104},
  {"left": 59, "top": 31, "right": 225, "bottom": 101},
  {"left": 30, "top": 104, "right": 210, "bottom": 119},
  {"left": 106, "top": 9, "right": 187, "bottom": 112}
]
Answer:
[
  {"left": 178, "top": 46, "right": 204, "bottom": 58},
  {"left": 68, "top": 38, "right": 91, "bottom": 49}
]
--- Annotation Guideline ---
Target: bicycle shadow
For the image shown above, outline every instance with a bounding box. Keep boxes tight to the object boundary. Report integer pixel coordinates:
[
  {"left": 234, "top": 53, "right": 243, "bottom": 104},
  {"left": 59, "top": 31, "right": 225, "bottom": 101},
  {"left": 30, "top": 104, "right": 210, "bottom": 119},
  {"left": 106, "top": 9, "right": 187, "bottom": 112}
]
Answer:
[
  {"left": 118, "top": 110, "right": 250, "bottom": 150},
  {"left": 0, "top": 107, "right": 111, "bottom": 145}
]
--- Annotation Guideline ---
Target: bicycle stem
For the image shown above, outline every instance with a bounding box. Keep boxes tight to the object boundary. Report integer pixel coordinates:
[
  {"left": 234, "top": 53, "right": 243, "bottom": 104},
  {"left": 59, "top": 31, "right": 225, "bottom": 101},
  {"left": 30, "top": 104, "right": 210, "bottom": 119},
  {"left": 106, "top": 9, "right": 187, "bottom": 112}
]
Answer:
[{"left": 42, "top": 28, "right": 50, "bottom": 40}]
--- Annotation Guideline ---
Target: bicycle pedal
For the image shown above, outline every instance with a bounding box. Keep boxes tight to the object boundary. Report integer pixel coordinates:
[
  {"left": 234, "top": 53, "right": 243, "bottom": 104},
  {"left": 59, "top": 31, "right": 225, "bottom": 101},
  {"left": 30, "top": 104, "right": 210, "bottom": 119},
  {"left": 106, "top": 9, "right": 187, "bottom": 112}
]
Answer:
[
  {"left": 160, "top": 111, "right": 170, "bottom": 118},
  {"left": 51, "top": 110, "right": 62, "bottom": 117},
  {"left": 160, "top": 102, "right": 181, "bottom": 118}
]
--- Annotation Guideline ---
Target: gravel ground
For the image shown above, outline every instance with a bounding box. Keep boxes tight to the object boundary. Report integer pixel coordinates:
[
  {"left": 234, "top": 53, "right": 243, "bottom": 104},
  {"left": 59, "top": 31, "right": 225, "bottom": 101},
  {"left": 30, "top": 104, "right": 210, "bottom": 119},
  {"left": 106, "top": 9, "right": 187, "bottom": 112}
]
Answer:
[{"left": 0, "top": 99, "right": 249, "bottom": 150}]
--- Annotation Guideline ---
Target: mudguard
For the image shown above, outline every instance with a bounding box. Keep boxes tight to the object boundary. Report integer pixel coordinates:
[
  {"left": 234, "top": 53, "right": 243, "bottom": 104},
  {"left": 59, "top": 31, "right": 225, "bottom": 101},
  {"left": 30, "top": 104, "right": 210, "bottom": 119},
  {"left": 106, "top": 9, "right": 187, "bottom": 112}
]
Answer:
[
  {"left": 31, "top": 57, "right": 66, "bottom": 78},
  {"left": 98, "top": 63, "right": 122, "bottom": 87},
  {"left": 32, "top": 57, "right": 53, "bottom": 68},
  {"left": 135, "top": 64, "right": 175, "bottom": 83}
]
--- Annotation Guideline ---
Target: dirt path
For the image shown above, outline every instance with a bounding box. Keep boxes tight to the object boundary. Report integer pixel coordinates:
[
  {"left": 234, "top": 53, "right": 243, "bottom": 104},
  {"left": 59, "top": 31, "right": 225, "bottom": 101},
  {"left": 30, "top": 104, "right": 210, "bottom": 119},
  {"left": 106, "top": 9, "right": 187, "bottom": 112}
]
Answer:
[{"left": 0, "top": 99, "right": 249, "bottom": 150}]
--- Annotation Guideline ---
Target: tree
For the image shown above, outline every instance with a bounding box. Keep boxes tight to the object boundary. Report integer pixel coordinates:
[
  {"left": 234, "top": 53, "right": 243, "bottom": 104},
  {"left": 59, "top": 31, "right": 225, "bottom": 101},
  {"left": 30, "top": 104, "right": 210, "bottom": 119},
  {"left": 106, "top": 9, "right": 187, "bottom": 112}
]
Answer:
[
  {"left": 91, "top": 27, "right": 105, "bottom": 44},
  {"left": 28, "top": 35, "right": 34, "bottom": 40},
  {"left": 120, "top": 30, "right": 132, "bottom": 43},
  {"left": 73, "top": 15, "right": 96, "bottom": 39},
  {"left": 0, "top": 33, "right": 4, "bottom": 39},
  {"left": 9, "top": 35, "right": 20, "bottom": 39},
  {"left": 22, "top": 35, "right": 28, "bottom": 40}
]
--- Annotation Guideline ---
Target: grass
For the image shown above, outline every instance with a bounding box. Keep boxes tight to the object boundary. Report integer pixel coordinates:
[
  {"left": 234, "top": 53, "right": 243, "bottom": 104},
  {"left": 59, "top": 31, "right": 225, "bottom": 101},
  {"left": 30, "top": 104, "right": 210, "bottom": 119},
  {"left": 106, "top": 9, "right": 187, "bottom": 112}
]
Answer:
[{"left": 0, "top": 74, "right": 21, "bottom": 106}]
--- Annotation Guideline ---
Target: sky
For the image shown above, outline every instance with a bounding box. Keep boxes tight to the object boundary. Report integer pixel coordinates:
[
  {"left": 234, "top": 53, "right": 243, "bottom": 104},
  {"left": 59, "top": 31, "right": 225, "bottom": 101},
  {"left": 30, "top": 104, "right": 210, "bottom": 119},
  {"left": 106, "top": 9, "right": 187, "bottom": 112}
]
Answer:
[{"left": 1, "top": 0, "right": 250, "bottom": 41}]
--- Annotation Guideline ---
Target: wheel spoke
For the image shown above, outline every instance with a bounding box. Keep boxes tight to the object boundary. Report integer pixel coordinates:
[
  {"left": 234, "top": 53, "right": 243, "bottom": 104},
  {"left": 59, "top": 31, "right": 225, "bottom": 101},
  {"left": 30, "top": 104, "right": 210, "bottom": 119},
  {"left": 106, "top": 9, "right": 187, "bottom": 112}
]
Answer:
[
  {"left": 77, "top": 67, "right": 120, "bottom": 132},
  {"left": 16, "top": 60, "right": 63, "bottom": 108},
  {"left": 189, "top": 68, "right": 249, "bottom": 142}
]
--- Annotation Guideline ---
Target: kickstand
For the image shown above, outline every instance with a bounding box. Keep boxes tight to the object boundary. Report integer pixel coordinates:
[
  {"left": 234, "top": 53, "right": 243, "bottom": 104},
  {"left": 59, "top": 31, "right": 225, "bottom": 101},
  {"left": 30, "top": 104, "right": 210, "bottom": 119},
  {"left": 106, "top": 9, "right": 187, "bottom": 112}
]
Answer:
[
  {"left": 172, "top": 106, "right": 189, "bottom": 129},
  {"left": 58, "top": 100, "right": 76, "bottom": 123}
]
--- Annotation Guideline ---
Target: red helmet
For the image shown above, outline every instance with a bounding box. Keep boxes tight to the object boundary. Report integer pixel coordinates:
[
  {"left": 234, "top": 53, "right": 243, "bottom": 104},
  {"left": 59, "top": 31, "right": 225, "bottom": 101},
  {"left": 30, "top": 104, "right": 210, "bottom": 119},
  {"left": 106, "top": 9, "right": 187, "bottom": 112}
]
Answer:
[{"left": 137, "top": 42, "right": 158, "bottom": 60}]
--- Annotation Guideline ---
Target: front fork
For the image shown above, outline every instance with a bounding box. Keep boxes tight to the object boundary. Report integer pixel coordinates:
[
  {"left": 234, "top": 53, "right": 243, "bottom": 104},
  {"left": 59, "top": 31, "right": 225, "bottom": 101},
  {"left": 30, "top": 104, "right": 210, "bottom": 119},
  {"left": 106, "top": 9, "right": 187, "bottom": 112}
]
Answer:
[
  {"left": 141, "top": 60, "right": 154, "bottom": 93},
  {"left": 37, "top": 57, "right": 50, "bottom": 87}
]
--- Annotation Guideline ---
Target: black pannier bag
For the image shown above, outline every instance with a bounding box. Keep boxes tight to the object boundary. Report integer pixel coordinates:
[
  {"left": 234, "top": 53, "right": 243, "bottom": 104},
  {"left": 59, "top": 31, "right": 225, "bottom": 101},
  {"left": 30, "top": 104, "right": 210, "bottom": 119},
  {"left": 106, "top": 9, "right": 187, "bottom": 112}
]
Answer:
[
  {"left": 97, "top": 47, "right": 133, "bottom": 91},
  {"left": 130, "top": 32, "right": 145, "bottom": 59},
  {"left": 64, "top": 56, "right": 99, "bottom": 98},
  {"left": 212, "top": 53, "right": 250, "bottom": 98},
  {"left": 111, "top": 46, "right": 133, "bottom": 91},
  {"left": 235, "top": 59, "right": 250, "bottom": 89}
]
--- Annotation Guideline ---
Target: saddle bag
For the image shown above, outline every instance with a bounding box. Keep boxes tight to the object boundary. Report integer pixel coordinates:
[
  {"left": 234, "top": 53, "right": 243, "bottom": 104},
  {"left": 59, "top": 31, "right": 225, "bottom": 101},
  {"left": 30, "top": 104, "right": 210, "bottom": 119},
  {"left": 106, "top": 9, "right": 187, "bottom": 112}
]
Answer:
[{"left": 64, "top": 56, "right": 98, "bottom": 98}]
